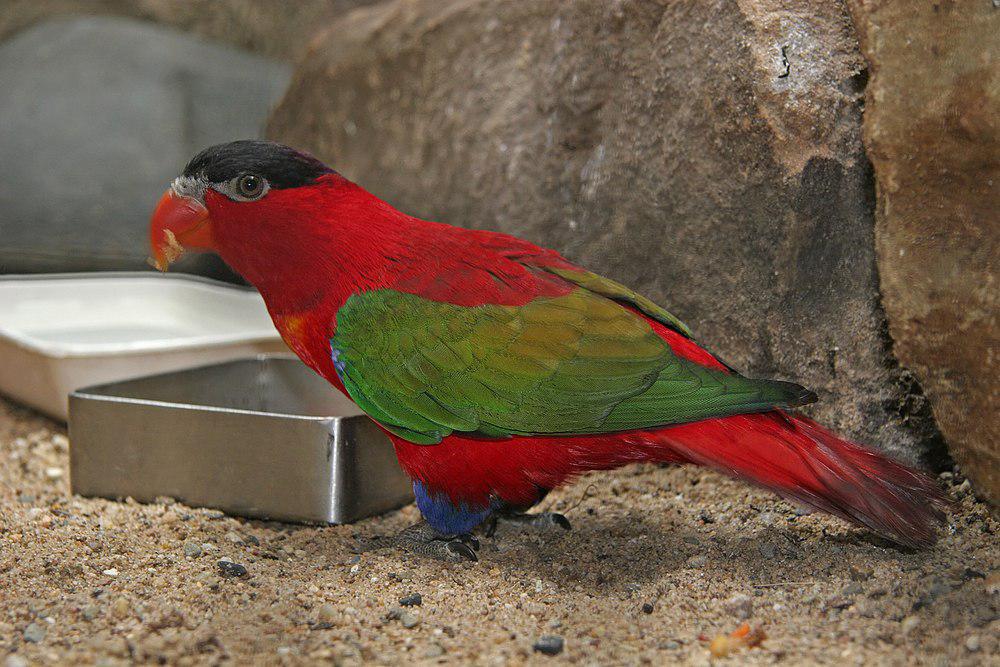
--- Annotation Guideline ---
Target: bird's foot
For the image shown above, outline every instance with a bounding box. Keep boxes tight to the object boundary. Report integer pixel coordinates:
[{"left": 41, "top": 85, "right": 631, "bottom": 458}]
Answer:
[
  {"left": 483, "top": 511, "right": 571, "bottom": 538},
  {"left": 370, "top": 521, "right": 480, "bottom": 562}
]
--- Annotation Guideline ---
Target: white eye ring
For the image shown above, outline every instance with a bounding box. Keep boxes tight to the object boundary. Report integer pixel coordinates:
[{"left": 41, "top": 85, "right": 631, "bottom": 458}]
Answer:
[{"left": 222, "top": 173, "right": 269, "bottom": 201}]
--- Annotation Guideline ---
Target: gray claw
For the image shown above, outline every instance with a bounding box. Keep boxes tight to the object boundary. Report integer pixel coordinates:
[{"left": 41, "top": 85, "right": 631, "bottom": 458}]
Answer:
[
  {"left": 551, "top": 513, "right": 572, "bottom": 531},
  {"left": 445, "top": 540, "right": 478, "bottom": 562}
]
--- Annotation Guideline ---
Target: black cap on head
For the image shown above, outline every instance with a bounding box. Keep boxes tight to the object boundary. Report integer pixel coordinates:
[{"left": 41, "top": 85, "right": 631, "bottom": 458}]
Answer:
[{"left": 183, "top": 140, "right": 334, "bottom": 189}]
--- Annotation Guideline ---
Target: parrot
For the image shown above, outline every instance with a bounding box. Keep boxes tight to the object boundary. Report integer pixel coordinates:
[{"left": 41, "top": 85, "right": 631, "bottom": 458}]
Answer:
[{"left": 149, "top": 140, "right": 947, "bottom": 561}]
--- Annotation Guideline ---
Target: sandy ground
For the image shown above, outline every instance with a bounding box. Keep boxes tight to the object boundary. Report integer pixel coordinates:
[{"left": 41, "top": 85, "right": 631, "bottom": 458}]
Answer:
[{"left": 0, "top": 396, "right": 997, "bottom": 666}]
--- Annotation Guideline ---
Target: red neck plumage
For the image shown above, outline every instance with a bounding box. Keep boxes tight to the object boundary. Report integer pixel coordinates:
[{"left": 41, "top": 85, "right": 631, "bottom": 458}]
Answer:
[{"left": 207, "top": 174, "right": 418, "bottom": 318}]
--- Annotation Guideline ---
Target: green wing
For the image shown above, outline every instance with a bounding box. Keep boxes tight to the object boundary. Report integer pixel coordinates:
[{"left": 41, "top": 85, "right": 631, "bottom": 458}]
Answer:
[
  {"left": 539, "top": 265, "right": 695, "bottom": 338},
  {"left": 331, "top": 288, "right": 814, "bottom": 444}
]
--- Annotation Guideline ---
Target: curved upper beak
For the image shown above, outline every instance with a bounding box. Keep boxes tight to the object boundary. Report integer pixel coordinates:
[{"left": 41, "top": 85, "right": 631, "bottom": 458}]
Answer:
[{"left": 148, "top": 189, "right": 216, "bottom": 271}]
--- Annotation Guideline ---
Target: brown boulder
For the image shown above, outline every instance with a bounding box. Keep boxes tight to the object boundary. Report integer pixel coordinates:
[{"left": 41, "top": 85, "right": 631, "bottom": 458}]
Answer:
[
  {"left": 849, "top": 1, "right": 999, "bottom": 501},
  {"left": 269, "top": 0, "right": 945, "bottom": 465}
]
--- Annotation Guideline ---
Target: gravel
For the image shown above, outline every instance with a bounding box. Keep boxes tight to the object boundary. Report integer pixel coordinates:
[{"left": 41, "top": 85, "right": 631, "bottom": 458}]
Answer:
[{"left": 0, "top": 397, "right": 997, "bottom": 664}]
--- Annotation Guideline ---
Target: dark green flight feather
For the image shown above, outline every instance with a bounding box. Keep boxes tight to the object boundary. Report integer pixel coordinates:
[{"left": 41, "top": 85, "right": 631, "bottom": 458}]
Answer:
[{"left": 330, "top": 287, "right": 815, "bottom": 445}]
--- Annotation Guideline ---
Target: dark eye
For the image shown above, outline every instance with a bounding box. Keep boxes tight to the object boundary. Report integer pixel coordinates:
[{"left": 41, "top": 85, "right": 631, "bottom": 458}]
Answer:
[{"left": 236, "top": 173, "right": 265, "bottom": 199}]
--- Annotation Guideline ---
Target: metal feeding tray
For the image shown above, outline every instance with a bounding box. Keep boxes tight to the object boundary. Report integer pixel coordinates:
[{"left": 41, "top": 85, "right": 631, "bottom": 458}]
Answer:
[
  {"left": 69, "top": 356, "right": 414, "bottom": 524},
  {"left": 0, "top": 272, "right": 288, "bottom": 420}
]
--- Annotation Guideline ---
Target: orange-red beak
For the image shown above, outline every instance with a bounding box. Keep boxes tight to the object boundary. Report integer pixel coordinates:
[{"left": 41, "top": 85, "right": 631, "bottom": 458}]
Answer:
[{"left": 148, "top": 190, "right": 216, "bottom": 271}]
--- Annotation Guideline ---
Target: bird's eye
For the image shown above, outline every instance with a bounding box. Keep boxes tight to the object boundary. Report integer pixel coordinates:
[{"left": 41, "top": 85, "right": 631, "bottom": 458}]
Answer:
[{"left": 236, "top": 173, "right": 265, "bottom": 199}]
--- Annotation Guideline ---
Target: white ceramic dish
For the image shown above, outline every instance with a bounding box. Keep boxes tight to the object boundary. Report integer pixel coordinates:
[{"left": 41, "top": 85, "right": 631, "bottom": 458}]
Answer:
[{"left": 0, "top": 273, "right": 288, "bottom": 420}]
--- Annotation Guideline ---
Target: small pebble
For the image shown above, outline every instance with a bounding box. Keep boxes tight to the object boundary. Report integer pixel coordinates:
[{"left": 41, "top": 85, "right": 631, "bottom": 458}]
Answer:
[
  {"left": 81, "top": 605, "right": 98, "bottom": 621},
  {"left": 103, "top": 568, "right": 119, "bottom": 577},
  {"left": 386, "top": 608, "right": 420, "bottom": 628},
  {"left": 218, "top": 561, "right": 248, "bottom": 578},
  {"left": 533, "top": 635, "right": 564, "bottom": 656},
  {"left": 686, "top": 555, "right": 707, "bottom": 568},
  {"left": 399, "top": 593, "right": 423, "bottom": 607},
  {"left": 201, "top": 543, "right": 218, "bottom": 553},
  {"left": 843, "top": 582, "right": 864, "bottom": 597},
  {"left": 23, "top": 622, "right": 46, "bottom": 643},
  {"left": 183, "top": 543, "right": 203, "bottom": 558},
  {"left": 16, "top": 494, "right": 34, "bottom": 505},
  {"left": 965, "top": 635, "right": 980, "bottom": 652},
  {"left": 849, "top": 566, "right": 873, "bottom": 582},
  {"left": 424, "top": 643, "right": 446, "bottom": 658},
  {"left": 316, "top": 604, "right": 338, "bottom": 626},
  {"left": 758, "top": 541, "right": 778, "bottom": 559},
  {"left": 901, "top": 615, "right": 920, "bottom": 635},
  {"left": 641, "top": 602, "right": 654, "bottom": 614},
  {"left": 5, "top": 656, "right": 28, "bottom": 667},
  {"left": 663, "top": 640, "right": 681, "bottom": 650},
  {"left": 724, "top": 594, "right": 753, "bottom": 620},
  {"left": 44, "top": 467, "right": 63, "bottom": 480},
  {"left": 225, "top": 531, "right": 244, "bottom": 545},
  {"left": 111, "top": 597, "right": 130, "bottom": 618}
]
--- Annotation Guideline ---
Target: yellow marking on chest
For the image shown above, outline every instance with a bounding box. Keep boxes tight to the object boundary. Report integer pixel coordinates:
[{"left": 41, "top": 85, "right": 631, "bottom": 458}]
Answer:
[{"left": 273, "top": 312, "right": 311, "bottom": 350}]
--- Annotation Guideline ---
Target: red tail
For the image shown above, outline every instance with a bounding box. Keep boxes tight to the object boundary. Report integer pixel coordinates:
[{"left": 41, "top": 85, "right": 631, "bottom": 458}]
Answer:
[{"left": 649, "top": 411, "right": 949, "bottom": 548}]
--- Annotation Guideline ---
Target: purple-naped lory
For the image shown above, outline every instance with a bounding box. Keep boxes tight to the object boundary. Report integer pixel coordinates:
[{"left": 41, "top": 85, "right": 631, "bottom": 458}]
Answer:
[{"left": 149, "top": 140, "right": 947, "bottom": 560}]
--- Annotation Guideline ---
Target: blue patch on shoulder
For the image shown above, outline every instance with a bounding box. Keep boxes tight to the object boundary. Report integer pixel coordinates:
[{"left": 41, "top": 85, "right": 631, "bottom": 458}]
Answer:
[
  {"left": 413, "top": 481, "right": 497, "bottom": 535},
  {"left": 330, "top": 346, "right": 347, "bottom": 378}
]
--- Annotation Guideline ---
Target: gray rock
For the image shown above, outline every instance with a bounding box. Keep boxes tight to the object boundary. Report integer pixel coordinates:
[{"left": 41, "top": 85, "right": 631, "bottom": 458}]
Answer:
[
  {"left": 533, "top": 635, "right": 564, "bottom": 656},
  {"left": 4, "top": 655, "right": 28, "bottom": 667},
  {"left": 386, "top": 607, "right": 420, "bottom": 628},
  {"left": 268, "top": 0, "right": 942, "bottom": 465},
  {"left": 0, "top": 17, "right": 289, "bottom": 279},
  {"left": 399, "top": 593, "right": 422, "bottom": 607},
  {"left": 183, "top": 542, "right": 203, "bottom": 558},
  {"left": 23, "top": 621, "right": 46, "bottom": 643}
]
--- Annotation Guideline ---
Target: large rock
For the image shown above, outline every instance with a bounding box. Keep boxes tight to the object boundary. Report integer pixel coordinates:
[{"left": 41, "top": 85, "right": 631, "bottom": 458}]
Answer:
[
  {"left": 0, "top": 17, "right": 289, "bottom": 278},
  {"left": 848, "top": 2, "right": 999, "bottom": 502},
  {"left": 269, "top": 0, "right": 945, "bottom": 464},
  {"left": 0, "top": 0, "right": 381, "bottom": 61}
]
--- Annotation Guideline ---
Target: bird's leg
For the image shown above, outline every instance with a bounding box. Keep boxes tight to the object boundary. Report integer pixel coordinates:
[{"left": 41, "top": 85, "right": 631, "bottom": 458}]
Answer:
[
  {"left": 389, "top": 521, "right": 480, "bottom": 562},
  {"left": 483, "top": 510, "right": 571, "bottom": 537}
]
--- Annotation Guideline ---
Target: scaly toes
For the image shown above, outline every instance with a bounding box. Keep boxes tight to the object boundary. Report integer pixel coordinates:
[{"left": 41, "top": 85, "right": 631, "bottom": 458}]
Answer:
[{"left": 391, "top": 522, "right": 481, "bottom": 562}]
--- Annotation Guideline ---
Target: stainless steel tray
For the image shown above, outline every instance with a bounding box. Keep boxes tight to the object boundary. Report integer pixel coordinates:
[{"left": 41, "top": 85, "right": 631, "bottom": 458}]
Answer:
[{"left": 69, "top": 355, "right": 414, "bottom": 524}]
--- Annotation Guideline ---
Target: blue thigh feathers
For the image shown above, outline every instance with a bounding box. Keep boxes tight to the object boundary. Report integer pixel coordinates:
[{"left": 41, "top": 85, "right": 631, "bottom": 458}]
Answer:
[{"left": 413, "top": 481, "right": 496, "bottom": 535}]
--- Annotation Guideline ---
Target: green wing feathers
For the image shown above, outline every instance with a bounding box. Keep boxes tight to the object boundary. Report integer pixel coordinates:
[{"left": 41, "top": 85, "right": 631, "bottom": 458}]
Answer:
[
  {"left": 331, "top": 288, "right": 815, "bottom": 445},
  {"left": 540, "top": 265, "right": 695, "bottom": 338}
]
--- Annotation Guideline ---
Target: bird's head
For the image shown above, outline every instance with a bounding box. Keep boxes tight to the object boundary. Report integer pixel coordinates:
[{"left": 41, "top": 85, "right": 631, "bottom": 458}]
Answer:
[{"left": 148, "top": 139, "right": 338, "bottom": 273}]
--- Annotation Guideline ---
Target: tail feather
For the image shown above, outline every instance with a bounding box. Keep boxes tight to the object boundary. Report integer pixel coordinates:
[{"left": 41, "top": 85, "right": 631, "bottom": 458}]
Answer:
[{"left": 650, "top": 411, "right": 949, "bottom": 548}]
